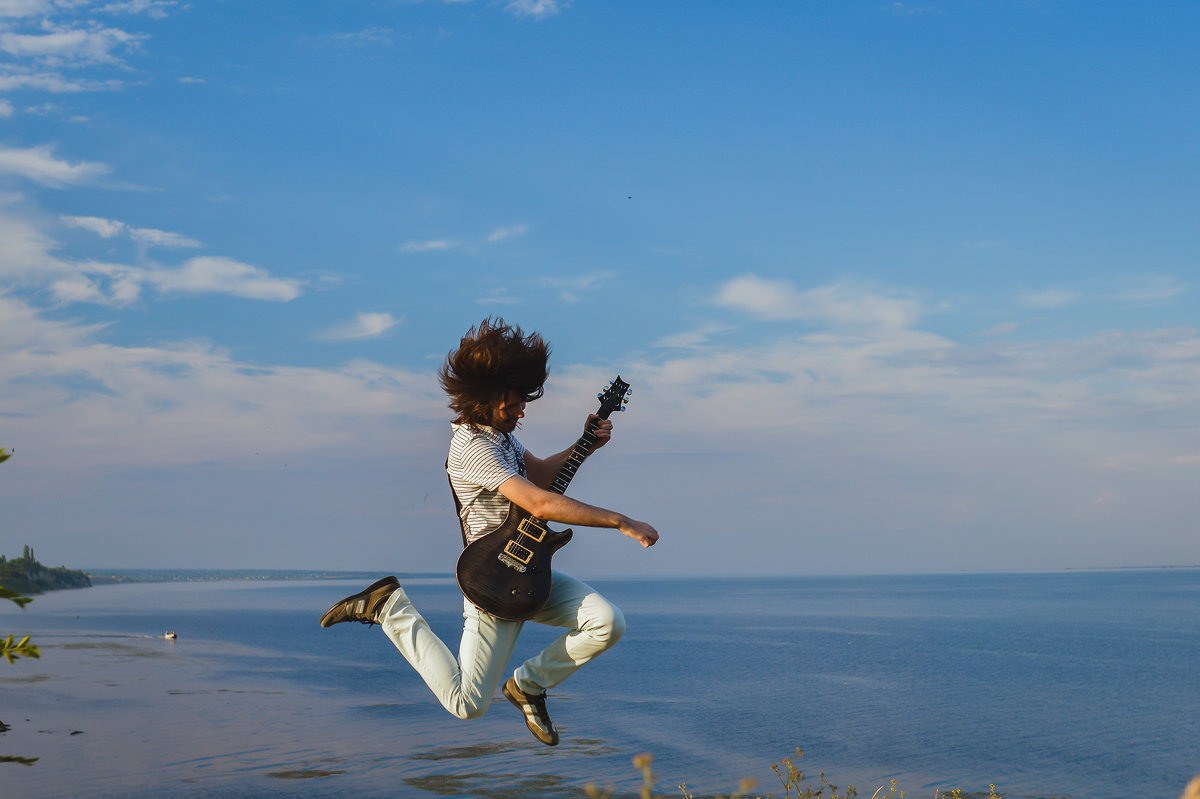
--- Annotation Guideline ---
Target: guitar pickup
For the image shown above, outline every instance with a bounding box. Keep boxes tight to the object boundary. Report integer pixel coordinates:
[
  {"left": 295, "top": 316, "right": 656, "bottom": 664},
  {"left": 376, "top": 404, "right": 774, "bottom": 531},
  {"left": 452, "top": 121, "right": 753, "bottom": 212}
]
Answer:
[
  {"left": 518, "top": 518, "right": 548, "bottom": 542},
  {"left": 503, "top": 540, "right": 534, "bottom": 565}
]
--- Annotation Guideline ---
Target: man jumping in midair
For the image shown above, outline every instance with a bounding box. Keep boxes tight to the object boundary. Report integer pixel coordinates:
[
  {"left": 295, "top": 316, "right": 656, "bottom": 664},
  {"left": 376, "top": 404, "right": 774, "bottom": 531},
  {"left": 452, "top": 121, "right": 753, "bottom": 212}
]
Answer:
[{"left": 319, "top": 318, "right": 658, "bottom": 745}]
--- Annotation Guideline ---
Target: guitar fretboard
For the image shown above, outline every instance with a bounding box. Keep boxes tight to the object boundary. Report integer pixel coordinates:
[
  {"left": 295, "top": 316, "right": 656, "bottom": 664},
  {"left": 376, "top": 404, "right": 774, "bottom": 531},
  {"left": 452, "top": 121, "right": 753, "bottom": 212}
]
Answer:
[{"left": 548, "top": 420, "right": 600, "bottom": 495}]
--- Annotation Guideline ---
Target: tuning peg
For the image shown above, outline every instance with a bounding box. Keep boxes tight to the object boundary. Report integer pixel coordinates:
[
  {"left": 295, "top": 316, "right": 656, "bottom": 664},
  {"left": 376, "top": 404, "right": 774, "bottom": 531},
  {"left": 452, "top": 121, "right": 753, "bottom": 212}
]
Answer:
[{"left": 596, "top": 393, "right": 603, "bottom": 400}]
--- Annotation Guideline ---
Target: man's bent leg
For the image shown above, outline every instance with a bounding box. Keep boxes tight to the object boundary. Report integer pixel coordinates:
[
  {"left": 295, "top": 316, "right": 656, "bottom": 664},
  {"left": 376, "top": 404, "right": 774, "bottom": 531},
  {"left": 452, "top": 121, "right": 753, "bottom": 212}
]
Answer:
[
  {"left": 379, "top": 587, "right": 522, "bottom": 719},
  {"left": 514, "top": 572, "right": 626, "bottom": 694}
]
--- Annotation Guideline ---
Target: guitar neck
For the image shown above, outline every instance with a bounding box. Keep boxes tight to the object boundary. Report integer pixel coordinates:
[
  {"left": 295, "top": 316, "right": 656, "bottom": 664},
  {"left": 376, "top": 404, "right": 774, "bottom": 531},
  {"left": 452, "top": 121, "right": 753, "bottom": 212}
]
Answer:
[{"left": 547, "top": 417, "right": 602, "bottom": 496}]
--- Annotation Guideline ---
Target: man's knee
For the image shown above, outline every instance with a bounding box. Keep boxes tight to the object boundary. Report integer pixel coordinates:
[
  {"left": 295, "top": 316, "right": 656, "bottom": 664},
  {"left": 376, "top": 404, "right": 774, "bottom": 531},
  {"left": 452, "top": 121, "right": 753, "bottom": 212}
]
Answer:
[
  {"left": 589, "top": 601, "right": 626, "bottom": 647},
  {"left": 448, "top": 697, "right": 490, "bottom": 720}
]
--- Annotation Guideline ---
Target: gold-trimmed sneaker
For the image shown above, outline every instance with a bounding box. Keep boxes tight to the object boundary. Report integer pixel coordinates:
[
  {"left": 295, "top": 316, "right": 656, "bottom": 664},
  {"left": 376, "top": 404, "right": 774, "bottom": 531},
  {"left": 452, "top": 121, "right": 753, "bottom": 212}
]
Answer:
[
  {"left": 318, "top": 576, "right": 399, "bottom": 628},
  {"left": 503, "top": 676, "right": 559, "bottom": 746}
]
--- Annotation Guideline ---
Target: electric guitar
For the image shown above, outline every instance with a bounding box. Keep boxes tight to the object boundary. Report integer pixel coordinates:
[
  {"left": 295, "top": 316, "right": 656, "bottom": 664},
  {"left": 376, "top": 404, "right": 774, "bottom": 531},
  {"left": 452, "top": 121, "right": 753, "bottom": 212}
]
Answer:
[{"left": 455, "top": 376, "right": 631, "bottom": 621}]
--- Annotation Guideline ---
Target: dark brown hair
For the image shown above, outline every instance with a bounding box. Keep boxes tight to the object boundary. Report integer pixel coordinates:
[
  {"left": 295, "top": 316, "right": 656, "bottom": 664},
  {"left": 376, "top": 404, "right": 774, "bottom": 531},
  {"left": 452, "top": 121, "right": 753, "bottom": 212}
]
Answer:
[{"left": 438, "top": 317, "right": 550, "bottom": 425}]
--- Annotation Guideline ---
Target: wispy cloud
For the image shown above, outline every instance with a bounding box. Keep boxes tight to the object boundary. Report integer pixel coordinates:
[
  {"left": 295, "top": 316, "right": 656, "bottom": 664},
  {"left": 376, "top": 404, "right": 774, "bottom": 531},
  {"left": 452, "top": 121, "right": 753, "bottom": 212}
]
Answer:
[
  {"left": 1020, "top": 289, "right": 1080, "bottom": 309},
  {"left": 0, "top": 67, "right": 122, "bottom": 92},
  {"left": 1017, "top": 277, "right": 1189, "bottom": 311},
  {"left": 653, "top": 322, "right": 733, "bottom": 349},
  {"left": 401, "top": 223, "right": 530, "bottom": 253},
  {"left": 0, "top": 1, "right": 68, "bottom": 19},
  {"left": 476, "top": 287, "right": 520, "bottom": 305},
  {"left": 0, "top": 143, "right": 110, "bottom": 186},
  {"left": 487, "top": 224, "right": 528, "bottom": 243},
  {"left": 537, "top": 270, "right": 612, "bottom": 303},
  {"left": 400, "top": 238, "right": 454, "bottom": 253},
  {"left": 0, "top": 293, "right": 442, "bottom": 470},
  {"left": 63, "top": 214, "right": 125, "bottom": 237},
  {"left": 889, "top": 2, "right": 936, "bottom": 15},
  {"left": 130, "top": 227, "right": 202, "bottom": 249},
  {"left": 148, "top": 256, "right": 302, "bottom": 302},
  {"left": 63, "top": 214, "right": 203, "bottom": 248},
  {"left": 98, "top": 0, "right": 176, "bottom": 18},
  {"left": 306, "top": 25, "right": 396, "bottom": 48},
  {"left": 974, "top": 318, "right": 1042, "bottom": 338},
  {"left": 1110, "top": 275, "right": 1188, "bottom": 303},
  {"left": 504, "top": 0, "right": 569, "bottom": 18},
  {"left": 317, "top": 311, "right": 400, "bottom": 342},
  {"left": 714, "top": 274, "right": 922, "bottom": 330},
  {"left": 0, "top": 22, "right": 145, "bottom": 66},
  {"left": 9, "top": 201, "right": 300, "bottom": 305}
]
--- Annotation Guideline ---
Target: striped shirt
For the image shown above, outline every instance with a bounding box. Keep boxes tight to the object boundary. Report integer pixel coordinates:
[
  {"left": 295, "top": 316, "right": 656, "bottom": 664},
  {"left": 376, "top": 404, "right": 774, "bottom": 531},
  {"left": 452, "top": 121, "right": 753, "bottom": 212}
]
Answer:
[{"left": 447, "top": 423, "right": 527, "bottom": 544}]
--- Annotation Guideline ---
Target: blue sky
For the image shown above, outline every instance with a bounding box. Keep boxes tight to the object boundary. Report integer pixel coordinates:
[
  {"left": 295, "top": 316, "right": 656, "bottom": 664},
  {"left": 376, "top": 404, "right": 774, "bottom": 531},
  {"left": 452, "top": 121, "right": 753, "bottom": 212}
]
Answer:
[{"left": 1, "top": 0, "right": 1198, "bottom": 576}]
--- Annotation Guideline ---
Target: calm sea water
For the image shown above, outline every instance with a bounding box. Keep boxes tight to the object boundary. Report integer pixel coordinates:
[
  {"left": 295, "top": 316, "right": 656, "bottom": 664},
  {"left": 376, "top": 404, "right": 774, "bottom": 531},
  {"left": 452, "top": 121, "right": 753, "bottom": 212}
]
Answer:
[{"left": 3, "top": 570, "right": 1198, "bottom": 798}]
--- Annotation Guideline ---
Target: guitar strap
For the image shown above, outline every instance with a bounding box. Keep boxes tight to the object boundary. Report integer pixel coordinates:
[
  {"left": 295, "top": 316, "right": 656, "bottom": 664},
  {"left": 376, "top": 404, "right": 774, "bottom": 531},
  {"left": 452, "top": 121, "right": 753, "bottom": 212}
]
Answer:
[
  {"left": 446, "top": 432, "right": 526, "bottom": 550},
  {"left": 446, "top": 460, "right": 469, "bottom": 549}
]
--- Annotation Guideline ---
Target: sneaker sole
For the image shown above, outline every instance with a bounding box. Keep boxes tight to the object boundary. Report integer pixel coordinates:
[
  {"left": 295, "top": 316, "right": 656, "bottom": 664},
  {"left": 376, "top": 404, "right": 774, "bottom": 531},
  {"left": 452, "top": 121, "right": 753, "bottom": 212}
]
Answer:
[{"left": 318, "top": 577, "right": 399, "bottom": 627}]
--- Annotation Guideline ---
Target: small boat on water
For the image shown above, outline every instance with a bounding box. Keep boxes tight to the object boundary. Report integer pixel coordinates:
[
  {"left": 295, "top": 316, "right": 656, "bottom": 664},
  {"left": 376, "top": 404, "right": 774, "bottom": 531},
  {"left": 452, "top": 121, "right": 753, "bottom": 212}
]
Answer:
[{"left": 163, "top": 631, "right": 177, "bottom": 640}]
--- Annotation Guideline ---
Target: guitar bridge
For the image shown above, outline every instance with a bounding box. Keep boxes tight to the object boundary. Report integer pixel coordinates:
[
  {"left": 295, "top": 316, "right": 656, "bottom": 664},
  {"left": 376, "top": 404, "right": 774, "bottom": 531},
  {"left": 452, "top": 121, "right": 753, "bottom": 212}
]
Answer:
[{"left": 497, "top": 553, "right": 528, "bottom": 573}]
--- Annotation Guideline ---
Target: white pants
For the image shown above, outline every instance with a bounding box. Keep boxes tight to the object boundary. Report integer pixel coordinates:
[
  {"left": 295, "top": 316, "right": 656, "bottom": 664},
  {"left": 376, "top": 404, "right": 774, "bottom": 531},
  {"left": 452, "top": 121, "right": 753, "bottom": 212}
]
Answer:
[{"left": 378, "top": 571, "right": 625, "bottom": 720}]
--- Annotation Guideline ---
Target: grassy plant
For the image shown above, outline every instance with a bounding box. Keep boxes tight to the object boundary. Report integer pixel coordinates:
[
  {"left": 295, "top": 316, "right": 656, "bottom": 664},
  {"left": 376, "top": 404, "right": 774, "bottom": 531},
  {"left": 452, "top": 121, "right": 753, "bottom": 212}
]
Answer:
[
  {"left": 934, "top": 784, "right": 1002, "bottom": 799},
  {"left": 2, "top": 578, "right": 41, "bottom": 765},
  {"left": 1, "top": 633, "right": 39, "bottom": 665},
  {"left": 585, "top": 749, "right": 911, "bottom": 799}
]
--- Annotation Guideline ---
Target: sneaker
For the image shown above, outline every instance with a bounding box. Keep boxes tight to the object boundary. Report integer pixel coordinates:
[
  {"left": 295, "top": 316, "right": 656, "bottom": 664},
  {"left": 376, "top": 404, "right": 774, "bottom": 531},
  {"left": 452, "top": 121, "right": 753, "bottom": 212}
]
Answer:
[
  {"left": 503, "top": 676, "right": 559, "bottom": 746},
  {"left": 318, "top": 576, "right": 400, "bottom": 628}
]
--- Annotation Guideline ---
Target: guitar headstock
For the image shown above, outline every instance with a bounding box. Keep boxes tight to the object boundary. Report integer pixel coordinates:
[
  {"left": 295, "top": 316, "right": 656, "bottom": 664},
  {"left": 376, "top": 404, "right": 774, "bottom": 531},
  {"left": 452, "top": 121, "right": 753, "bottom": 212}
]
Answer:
[{"left": 595, "top": 376, "right": 631, "bottom": 419}]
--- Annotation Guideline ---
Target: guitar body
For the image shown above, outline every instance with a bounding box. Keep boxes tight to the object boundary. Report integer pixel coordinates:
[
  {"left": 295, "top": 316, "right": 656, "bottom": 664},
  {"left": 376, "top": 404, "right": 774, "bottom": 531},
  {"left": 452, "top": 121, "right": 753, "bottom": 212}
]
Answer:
[
  {"left": 453, "top": 376, "right": 631, "bottom": 622},
  {"left": 456, "top": 506, "right": 573, "bottom": 621}
]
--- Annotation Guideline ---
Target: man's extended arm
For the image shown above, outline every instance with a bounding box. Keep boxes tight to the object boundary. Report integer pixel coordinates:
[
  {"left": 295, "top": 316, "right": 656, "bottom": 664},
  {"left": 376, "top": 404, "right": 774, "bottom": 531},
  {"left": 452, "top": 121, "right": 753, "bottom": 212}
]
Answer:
[
  {"left": 496, "top": 475, "right": 658, "bottom": 548},
  {"left": 511, "top": 412, "right": 657, "bottom": 548}
]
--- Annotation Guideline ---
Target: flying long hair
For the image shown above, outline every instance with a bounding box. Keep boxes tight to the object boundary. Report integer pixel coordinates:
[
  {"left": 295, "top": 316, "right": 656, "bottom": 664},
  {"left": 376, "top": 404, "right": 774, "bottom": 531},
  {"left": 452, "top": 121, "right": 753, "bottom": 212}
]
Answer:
[{"left": 438, "top": 317, "right": 550, "bottom": 425}]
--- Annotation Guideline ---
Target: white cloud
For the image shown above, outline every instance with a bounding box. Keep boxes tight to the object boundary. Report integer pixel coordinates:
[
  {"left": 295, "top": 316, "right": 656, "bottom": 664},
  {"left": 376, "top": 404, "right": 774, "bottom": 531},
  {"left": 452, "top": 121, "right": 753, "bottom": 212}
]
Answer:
[
  {"left": 11, "top": 204, "right": 301, "bottom": 306},
  {"left": 47, "top": 272, "right": 106, "bottom": 303},
  {"left": 0, "top": 205, "right": 69, "bottom": 282},
  {"left": 1021, "top": 288, "right": 1079, "bottom": 309},
  {"left": 1111, "top": 275, "right": 1188, "bottom": 303},
  {"left": 0, "top": 68, "right": 120, "bottom": 92},
  {"left": 0, "top": 23, "right": 144, "bottom": 65},
  {"left": 129, "top": 226, "right": 202, "bottom": 249},
  {"left": 536, "top": 270, "right": 613, "bottom": 303},
  {"left": 149, "top": 256, "right": 302, "bottom": 301},
  {"left": 400, "top": 238, "right": 454, "bottom": 253},
  {"left": 0, "top": 98, "right": 12, "bottom": 116},
  {"left": 62, "top": 213, "right": 126, "bottom": 237},
  {"left": 975, "top": 320, "right": 1024, "bottom": 337},
  {"left": 63, "top": 214, "right": 203, "bottom": 248},
  {"left": 317, "top": 311, "right": 400, "bottom": 342},
  {"left": 505, "top": 0, "right": 568, "bottom": 18},
  {"left": 313, "top": 26, "right": 395, "bottom": 47},
  {"left": 0, "top": 143, "right": 109, "bottom": 186},
  {"left": 99, "top": 0, "right": 175, "bottom": 17},
  {"left": 652, "top": 322, "right": 733, "bottom": 350},
  {"left": 476, "top": 288, "right": 520, "bottom": 305},
  {"left": 401, "top": 225, "right": 529, "bottom": 253},
  {"left": 714, "top": 274, "right": 922, "bottom": 330},
  {"left": 487, "top": 224, "right": 528, "bottom": 243},
  {"left": 0, "top": 0, "right": 63, "bottom": 18},
  {"left": 0, "top": 293, "right": 443, "bottom": 468}
]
